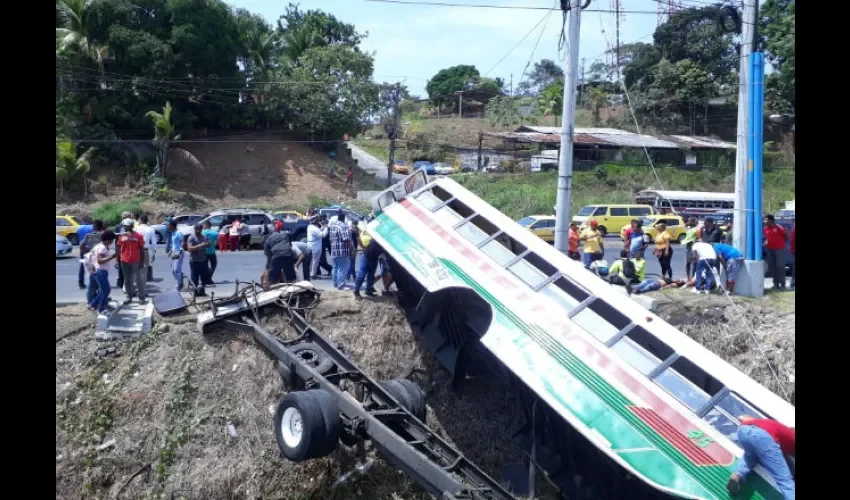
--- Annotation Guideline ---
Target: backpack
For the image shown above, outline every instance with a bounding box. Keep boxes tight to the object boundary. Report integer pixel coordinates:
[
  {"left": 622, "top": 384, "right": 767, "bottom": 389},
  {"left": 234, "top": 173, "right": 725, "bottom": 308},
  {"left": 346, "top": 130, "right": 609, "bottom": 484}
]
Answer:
[{"left": 622, "top": 258, "right": 637, "bottom": 279}]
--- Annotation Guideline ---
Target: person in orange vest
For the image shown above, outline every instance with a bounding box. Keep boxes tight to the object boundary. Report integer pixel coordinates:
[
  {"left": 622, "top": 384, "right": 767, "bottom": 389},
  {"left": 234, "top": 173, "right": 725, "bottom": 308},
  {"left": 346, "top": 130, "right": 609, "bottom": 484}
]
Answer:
[{"left": 567, "top": 221, "right": 580, "bottom": 261}]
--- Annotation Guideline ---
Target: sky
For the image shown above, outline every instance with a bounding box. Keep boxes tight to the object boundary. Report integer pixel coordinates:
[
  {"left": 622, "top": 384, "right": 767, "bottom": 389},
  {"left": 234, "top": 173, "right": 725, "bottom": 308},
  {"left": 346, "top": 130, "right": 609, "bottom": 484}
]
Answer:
[{"left": 224, "top": 0, "right": 681, "bottom": 96}]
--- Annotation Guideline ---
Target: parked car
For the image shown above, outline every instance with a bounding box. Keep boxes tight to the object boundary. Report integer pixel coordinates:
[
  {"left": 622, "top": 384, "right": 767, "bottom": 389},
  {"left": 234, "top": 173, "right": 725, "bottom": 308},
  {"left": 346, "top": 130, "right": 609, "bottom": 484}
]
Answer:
[
  {"left": 517, "top": 215, "right": 555, "bottom": 243},
  {"left": 413, "top": 161, "right": 436, "bottom": 175},
  {"left": 56, "top": 215, "right": 84, "bottom": 245},
  {"left": 392, "top": 159, "right": 409, "bottom": 174},
  {"left": 183, "top": 209, "right": 275, "bottom": 247},
  {"left": 318, "top": 206, "right": 363, "bottom": 224},
  {"left": 619, "top": 215, "right": 688, "bottom": 244},
  {"left": 570, "top": 204, "right": 655, "bottom": 237},
  {"left": 152, "top": 214, "right": 206, "bottom": 244},
  {"left": 432, "top": 162, "right": 453, "bottom": 175},
  {"left": 56, "top": 234, "right": 73, "bottom": 257}
]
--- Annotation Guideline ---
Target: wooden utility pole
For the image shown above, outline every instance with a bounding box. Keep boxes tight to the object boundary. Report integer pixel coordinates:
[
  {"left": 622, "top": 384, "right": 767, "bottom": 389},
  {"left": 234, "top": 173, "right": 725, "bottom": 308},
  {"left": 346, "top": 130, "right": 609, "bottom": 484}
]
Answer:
[
  {"left": 477, "top": 132, "right": 483, "bottom": 171},
  {"left": 385, "top": 82, "right": 402, "bottom": 187},
  {"left": 615, "top": 0, "right": 621, "bottom": 78},
  {"left": 458, "top": 92, "right": 462, "bottom": 118}
]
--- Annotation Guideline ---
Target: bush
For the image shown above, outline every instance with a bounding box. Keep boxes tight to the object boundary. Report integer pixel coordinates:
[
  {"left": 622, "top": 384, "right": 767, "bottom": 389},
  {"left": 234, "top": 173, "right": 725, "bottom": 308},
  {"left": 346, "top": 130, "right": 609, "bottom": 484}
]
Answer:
[{"left": 91, "top": 198, "right": 146, "bottom": 225}]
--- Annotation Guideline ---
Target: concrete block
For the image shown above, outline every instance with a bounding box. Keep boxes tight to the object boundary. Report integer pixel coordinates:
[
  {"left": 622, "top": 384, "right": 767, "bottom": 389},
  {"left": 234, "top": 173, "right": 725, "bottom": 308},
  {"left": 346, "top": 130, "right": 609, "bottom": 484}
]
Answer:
[
  {"left": 608, "top": 283, "right": 658, "bottom": 312},
  {"left": 734, "top": 260, "right": 765, "bottom": 298},
  {"left": 95, "top": 301, "right": 155, "bottom": 341}
]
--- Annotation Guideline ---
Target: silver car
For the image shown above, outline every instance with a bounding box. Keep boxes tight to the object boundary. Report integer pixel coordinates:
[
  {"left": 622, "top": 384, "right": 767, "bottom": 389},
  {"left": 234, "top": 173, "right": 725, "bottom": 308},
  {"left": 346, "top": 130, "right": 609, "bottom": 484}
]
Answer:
[
  {"left": 56, "top": 234, "right": 73, "bottom": 257},
  {"left": 180, "top": 209, "right": 276, "bottom": 246}
]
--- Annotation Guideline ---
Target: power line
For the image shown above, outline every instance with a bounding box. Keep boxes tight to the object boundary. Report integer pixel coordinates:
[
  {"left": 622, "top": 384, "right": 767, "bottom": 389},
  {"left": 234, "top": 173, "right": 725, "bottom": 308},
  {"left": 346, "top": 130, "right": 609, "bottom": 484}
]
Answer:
[
  {"left": 363, "top": 0, "right": 664, "bottom": 14},
  {"left": 56, "top": 138, "right": 347, "bottom": 144},
  {"left": 483, "top": 8, "right": 553, "bottom": 76}
]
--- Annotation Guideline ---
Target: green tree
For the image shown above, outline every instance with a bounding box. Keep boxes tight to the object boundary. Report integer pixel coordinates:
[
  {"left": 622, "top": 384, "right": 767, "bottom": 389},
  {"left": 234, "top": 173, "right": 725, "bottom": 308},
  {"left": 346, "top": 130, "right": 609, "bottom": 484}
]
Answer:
[
  {"left": 585, "top": 87, "right": 608, "bottom": 126},
  {"left": 426, "top": 65, "right": 480, "bottom": 108},
  {"left": 56, "top": 0, "right": 108, "bottom": 71},
  {"left": 517, "top": 59, "right": 564, "bottom": 95},
  {"left": 56, "top": 141, "right": 94, "bottom": 197},
  {"left": 277, "top": 3, "right": 365, "bottom": 48},
  {"left": 760, "top": 0, "right": 795, "bottom": 113},
  {"left": 145, "top": 102, "right": 180, "bottom": 179},
  {"left": 282, "top": 25, "right": 321, "bottom": 63}
]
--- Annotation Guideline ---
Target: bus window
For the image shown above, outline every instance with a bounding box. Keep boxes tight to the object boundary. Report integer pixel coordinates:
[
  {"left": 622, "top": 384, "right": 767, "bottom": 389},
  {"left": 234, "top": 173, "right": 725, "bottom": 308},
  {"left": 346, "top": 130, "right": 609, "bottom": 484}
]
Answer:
[
  {"left": 415, "top": 185, "right": 452, "bottom": 210},
  {"left": 572, "top": 299, "right": 630, "bottom": 344},
  {"left": 377, "top": 192, "right": 396, "bottom": 210},
  {"left": 482, "top": 234, "right": 526, "bottom": 267},
  {"left": 433, "top": 198, "right": 474, "bottom": 228},
  {"left": 704, "top": 392, "right": 767, "bottom": 443},
  {"left": 542, "top": 276, "right": 589, "bottom": 313},
  {"left": 654, "top": 357, "right": 722, "bottom": 412},
  {"left": 716, "top": 392, "right": 766, "bottom": 421},
  {"left": 456, "top": 218, "right": 489, "bottom": 246},
  {"left": 611, "top": 336, "right": 662, "bottom": 376},
  {"left": 509, "top": 252, "right": 557, "bottom": 288}
]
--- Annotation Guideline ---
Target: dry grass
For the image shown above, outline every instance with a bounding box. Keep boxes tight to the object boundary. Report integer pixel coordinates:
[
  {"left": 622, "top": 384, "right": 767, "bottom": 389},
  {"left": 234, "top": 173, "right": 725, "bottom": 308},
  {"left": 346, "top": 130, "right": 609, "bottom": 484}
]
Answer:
[
  {"left": 653, "top": 289, "right": 796, "bottom": 405},
  {"left": 56, "top": 292, "right": 544, "bottom": 500}
]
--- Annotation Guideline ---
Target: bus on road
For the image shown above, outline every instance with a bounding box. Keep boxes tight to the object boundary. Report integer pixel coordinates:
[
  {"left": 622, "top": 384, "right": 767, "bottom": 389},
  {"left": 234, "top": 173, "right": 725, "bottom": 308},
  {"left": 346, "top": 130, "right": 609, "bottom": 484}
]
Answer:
[{"left": 635, "top": 190, "right": 735, "bottom": 219}]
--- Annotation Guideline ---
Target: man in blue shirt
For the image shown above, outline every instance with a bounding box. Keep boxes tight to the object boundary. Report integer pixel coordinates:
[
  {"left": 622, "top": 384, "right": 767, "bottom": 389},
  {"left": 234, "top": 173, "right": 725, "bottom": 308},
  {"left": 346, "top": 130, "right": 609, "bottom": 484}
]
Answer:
[
  {"left": 168, "top": 220, "right": 185, "bottom": 291},
  {"left": 713, "top": 243, "right": 745, "bottom": 294},
  {"left": 201, "top": 221, "right": 219, "bottom": 285}
]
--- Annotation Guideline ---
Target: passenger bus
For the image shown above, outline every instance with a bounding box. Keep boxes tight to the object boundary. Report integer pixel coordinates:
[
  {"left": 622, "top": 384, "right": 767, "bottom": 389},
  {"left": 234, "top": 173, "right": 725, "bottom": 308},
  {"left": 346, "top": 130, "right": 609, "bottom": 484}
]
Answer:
[
  {"left": 367, "top": 169, "right": 794, "bottom": 500},
  {"left": 635, "top": 190, "right": 735, "bottom": 219}
]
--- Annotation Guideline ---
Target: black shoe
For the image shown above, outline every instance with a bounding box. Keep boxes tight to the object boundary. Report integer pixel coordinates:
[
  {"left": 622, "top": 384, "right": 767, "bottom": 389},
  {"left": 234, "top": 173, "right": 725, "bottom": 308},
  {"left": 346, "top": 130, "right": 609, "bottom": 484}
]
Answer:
[
  {"left": 123, "top": 299, "right": 132, "bottom": 305},
  {"left": 139, "top": 299, "right": 147, "bottom": 305},
  {"left": 353, "top": 291, "right": 362, "bottom": 300}
]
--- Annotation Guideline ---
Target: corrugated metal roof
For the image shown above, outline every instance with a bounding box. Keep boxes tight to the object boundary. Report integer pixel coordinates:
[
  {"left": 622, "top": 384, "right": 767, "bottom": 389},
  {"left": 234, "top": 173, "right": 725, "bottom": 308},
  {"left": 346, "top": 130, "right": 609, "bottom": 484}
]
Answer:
[
  {"left": 635, "top": 190, "right": 735, "bottom": 202},
  {"left": 516, "top": 126, "right": 679, "bottom": 149},
  {"left": 662, "top": 135, "right": 736, "bottom": 150}
]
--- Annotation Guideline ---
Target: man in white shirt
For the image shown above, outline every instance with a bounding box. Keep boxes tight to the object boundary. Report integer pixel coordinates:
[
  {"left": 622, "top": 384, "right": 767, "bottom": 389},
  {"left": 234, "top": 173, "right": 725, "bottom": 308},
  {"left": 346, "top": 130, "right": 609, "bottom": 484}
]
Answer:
[
  {"left": 136, "top": 215, "right": 158, "bottom": 282},
  {"left": 691, "top": 242, "right": 719, "bottom": 294},
  {"left": 307, "top": 216, "right": 330, "bottom": 278}
]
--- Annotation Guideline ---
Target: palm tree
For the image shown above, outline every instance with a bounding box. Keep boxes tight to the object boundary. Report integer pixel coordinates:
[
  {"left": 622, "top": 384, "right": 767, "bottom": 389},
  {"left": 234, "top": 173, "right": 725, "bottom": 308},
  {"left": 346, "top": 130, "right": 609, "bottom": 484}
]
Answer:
[
  {"left": 56, "top": 141, "right": 94, "bottom": 197},
  {"left": 282, "top": 26, "right": 321, "bottom": 63},
  {"left": 56, "top": 0, "right": 108, "bottom": 72},
  {"left": 145, "top": 102, "right": 180, "bottom": 179},
  {"left": 538, "top": 85, "right": 563, "bottom": 126}
]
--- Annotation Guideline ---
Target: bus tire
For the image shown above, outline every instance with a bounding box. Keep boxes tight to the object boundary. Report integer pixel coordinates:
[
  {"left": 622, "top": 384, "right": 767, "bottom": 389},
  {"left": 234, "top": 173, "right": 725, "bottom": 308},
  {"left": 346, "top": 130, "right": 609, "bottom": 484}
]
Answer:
[
  {"left": 273, "top": 390, "right": 339, "bottom": 461},
  {"left": 380, "top": 379, "right": 426, "bottom": 422}
]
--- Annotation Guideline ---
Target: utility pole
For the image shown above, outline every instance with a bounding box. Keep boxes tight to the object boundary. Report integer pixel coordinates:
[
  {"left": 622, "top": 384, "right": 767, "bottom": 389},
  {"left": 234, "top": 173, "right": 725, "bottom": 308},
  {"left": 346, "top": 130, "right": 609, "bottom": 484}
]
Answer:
[
  {"left": 458, "top": 91, "right": 463, "bottom": 118},
  {"left": 554, "top": 0, "right": 584, "bottom": 252},
  {"left": 509, "top": 73, "right": 513, "bottom": 97},
  {"left": 579, "top": 58, "right": 586, "bottom": 106},
  {"left": 614, "top": 0, "right": 621, "bottom": 79},
  {"left": 477, "top": 132, "right": 483, "bottom": 171},
  {"left": 732, "top": 0, "right": 756, "bottom": 259},
  {"left": 385, "top": 82, "right": 402, "bottom": 187}
]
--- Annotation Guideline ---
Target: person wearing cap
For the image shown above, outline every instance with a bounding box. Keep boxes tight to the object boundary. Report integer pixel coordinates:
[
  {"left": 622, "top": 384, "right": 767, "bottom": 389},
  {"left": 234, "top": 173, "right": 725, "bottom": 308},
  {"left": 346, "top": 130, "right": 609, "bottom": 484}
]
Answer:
[
  {"left": 727, "top": 416, "right": 795, "bottom": 499},
  {"left": 328, "top": 210, "right": 355, "bottom": 289},
  {"left": 567, "top": 222, "right": 580, "bottom": 261},
  {"left": 186, "top": 223, "right": 212, "bottom": 296},
  {"left": 116, "top": 220, "right": 147, "bottom": 304},
  {"left": 682, "top": 217, "right": 699, "bottom": 280},
  {"left": 113, "top": 212, "right": 134, "bottom": 289},
  {"left": 307, "top": 215, "right": 330, "bottom": 278},
  {"left": 579, "top": 220, "right": 605, "bottom": 269}
]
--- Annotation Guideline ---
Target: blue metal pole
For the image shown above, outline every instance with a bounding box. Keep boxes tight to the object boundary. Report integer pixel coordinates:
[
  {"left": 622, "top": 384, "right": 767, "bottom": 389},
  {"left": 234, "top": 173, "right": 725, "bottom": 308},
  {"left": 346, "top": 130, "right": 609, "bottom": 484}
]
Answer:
[
  {"left": 751, "top": 53, "right": 765, "bottom": 261},
  {"left": 746, "top": 59, "right": 756, "bottom": 260}
]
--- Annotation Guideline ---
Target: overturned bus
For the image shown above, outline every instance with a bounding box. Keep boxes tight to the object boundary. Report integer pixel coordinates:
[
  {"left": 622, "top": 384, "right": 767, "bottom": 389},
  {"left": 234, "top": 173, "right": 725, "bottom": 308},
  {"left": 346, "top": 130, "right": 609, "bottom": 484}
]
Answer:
[{"left": 365, "top": 170, "right": 794, "bottom": 500}]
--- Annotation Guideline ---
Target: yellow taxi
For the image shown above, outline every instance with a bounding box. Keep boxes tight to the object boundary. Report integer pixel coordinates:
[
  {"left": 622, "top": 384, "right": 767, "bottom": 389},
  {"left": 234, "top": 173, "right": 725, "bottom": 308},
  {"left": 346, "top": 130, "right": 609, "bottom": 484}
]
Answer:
[
  {"left": 517, "top": 215, "right": 555, "bottom": 243},
  {"left": 392, "top": 159, "right": 409, "bottom": 174},
  {"left": 619, "top": 215, "right": 687, "bottom": 244},
  {"left": 56, "top": 215, "right": 83, "bottom": 245},
  {"left": 274, "top": 210, "right": 305, "bottom": 222}
]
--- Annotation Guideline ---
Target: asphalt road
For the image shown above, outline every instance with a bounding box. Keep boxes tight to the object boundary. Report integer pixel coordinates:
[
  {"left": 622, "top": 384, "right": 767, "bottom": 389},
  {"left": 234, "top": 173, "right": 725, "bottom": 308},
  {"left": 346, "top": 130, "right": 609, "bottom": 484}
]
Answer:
[
  {"left": 348, "top": 143, "right": 403, "bottom": 185},
  {"left": 55, "top": 244, "right": 341, "bottom": 304}
]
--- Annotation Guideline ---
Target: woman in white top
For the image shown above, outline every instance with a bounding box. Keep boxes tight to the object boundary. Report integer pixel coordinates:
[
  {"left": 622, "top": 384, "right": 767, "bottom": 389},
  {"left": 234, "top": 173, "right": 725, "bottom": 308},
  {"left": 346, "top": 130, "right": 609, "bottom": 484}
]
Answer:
[
  {"left": 87, "top": 231, "right": 118, "bottom": 313},
  {"left": 307, "top": 216, "right": 329, "bottom": 278},
  {"left": 228, "top": 218, "right": 243, "bottom": 252}
]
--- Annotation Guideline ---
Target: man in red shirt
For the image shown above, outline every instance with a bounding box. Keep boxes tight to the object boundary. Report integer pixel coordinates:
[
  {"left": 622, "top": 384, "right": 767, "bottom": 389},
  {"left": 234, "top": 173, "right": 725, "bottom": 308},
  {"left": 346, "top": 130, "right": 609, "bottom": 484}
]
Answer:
[
  {"left": 728, "top": 416, "right": 795, "bottom": 499},
  {"left": 789, "top": 221, "right": 795, "bottom": 289},
  {"left": 116, "top": 222, "right": 147, "bottom": 305},
  {"left": 763, "top": 215, "right": 788, "bottom": 291}
]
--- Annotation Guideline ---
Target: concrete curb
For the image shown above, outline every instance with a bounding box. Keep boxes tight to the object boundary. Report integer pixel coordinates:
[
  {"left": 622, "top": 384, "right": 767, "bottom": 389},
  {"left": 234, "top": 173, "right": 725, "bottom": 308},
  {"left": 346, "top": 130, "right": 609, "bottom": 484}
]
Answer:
[{"left": 608, "top": 283, "right": 659, "bottom": 312}]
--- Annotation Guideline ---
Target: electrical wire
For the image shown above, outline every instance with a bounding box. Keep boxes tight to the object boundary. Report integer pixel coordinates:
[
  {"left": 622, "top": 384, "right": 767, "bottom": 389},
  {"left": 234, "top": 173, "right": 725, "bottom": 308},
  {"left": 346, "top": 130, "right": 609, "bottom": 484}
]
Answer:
[{"left": 483, "top": 8, "right": 553, "bottom": 76}]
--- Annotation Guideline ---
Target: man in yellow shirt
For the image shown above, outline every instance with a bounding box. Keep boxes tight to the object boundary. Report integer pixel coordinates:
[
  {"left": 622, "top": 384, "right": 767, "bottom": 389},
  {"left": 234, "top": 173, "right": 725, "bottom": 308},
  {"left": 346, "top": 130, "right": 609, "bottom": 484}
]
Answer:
[
  {"left": 580, "top": 219, "right": 605, "bottom": 269},
  {"left": 654, "top": 222, "right": 674, "bottom": 280}
]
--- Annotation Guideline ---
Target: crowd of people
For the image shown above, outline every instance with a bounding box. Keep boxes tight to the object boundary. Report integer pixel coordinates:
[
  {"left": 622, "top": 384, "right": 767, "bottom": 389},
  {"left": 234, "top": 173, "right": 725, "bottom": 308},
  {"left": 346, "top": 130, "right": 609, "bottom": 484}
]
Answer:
[{"left": 565, "top": 214, "right": 796, "bottom": 296}]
